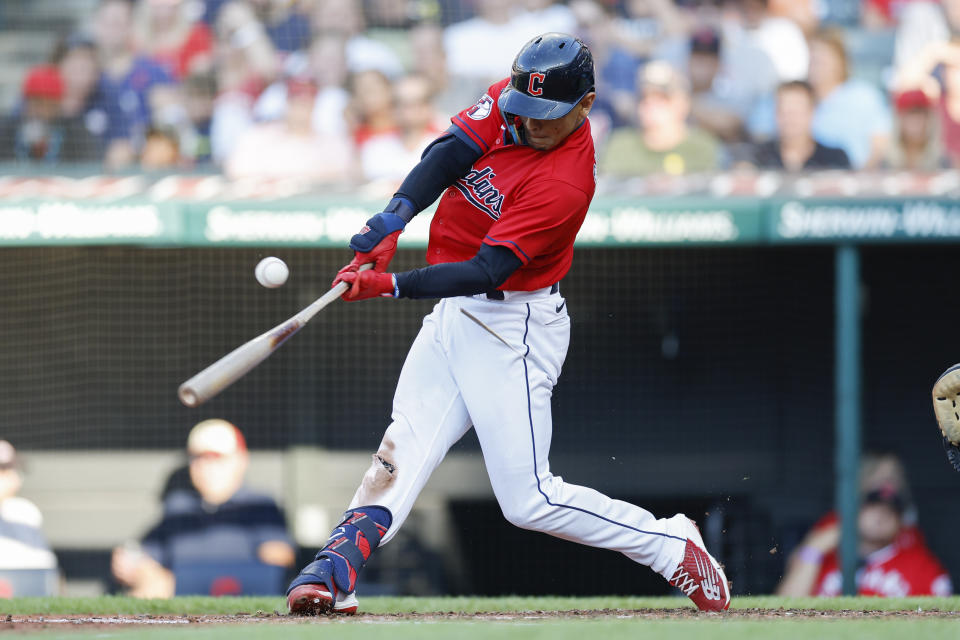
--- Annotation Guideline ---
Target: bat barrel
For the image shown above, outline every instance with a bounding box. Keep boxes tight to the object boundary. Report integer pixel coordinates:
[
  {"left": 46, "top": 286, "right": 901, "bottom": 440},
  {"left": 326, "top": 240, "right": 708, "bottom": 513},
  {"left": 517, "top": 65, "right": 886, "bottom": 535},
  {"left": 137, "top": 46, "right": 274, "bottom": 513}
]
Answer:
[
  {"left": 177, "top": 265, "right": 365, "bottom": 408},
  {"left": 177, "top": 321, "right": 301, "bottom": 407}
]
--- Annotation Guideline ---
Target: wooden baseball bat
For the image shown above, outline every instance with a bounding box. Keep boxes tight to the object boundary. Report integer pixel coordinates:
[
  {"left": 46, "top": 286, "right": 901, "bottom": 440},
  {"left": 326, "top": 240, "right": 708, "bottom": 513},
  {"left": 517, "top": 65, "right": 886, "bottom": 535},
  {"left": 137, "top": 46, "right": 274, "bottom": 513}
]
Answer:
[{"left": 178, "top": 264, "right": 372, "bottom": 408}]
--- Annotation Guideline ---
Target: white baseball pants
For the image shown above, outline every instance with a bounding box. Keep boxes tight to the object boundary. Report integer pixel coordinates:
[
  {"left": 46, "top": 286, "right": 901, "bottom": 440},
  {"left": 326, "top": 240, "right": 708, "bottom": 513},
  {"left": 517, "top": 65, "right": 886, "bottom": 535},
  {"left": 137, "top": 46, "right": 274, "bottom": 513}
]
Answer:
[{"left": 348, "top": 287, "right": 688, "bottom": 579}]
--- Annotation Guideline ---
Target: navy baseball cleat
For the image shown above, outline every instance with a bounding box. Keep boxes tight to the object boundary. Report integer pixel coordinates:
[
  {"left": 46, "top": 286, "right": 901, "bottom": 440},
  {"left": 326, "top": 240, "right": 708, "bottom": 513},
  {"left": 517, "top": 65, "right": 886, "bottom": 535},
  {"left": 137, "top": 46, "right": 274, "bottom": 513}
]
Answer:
[
  {"left": 287, "top": 582, "right": 359, "bottom": 615},
  {"left": 668, "top": 517, "right": 731, "bottom": 611}
]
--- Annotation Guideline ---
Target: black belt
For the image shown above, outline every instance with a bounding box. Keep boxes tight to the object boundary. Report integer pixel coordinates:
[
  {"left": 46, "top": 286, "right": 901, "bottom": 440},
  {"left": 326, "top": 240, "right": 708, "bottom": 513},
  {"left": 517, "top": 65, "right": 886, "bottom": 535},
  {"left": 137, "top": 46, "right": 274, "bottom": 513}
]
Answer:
[{"left": 485, "top": 282, "right": 559, "bottom": 300}]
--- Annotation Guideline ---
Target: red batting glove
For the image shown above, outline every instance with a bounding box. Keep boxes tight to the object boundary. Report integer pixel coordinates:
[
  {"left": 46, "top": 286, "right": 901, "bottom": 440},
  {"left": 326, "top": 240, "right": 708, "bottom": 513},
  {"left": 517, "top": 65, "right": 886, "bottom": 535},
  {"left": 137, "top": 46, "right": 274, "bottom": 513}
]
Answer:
[
  {"left": 339, "top": 270, "right": 397, "bottom": 301},
  {"left": 358, "top": 229, "right": 401, "bottom": 272},
  {"left": 331, "top": 230, "right": 401, "bottom": 287}
]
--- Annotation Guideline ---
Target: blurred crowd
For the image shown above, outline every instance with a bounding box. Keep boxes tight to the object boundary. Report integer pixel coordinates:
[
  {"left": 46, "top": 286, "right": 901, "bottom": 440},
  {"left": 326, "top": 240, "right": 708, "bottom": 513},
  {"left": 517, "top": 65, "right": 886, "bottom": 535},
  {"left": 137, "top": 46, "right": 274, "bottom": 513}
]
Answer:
[{"left": 1, "top": 0, "right": 960, "bottom": 189}]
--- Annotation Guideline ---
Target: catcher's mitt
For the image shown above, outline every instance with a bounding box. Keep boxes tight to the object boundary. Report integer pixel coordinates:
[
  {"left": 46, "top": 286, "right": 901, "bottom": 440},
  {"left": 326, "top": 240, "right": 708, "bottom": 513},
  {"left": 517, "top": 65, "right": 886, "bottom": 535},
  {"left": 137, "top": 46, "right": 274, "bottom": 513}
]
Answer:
[{"left": 933, "top": 363, "right": 960, "bottom": 472}]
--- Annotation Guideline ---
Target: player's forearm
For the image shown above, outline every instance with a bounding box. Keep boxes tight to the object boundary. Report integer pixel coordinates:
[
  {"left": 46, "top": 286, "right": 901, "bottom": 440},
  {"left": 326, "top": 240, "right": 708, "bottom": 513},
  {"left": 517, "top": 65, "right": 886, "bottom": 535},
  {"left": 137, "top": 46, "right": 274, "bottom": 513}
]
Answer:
[
  {"left": 128, "top": 557, "right": 175, "bottom": 599},
  {"left": 393, "top": 133, "right": 480, "bottom": 220},
  {"left": 774, "top": 554, "right": 822, "bottom": 596},
  {"left": 258, "top": 540, "right": 296, "bottom": 567},
  {"left": 395, "top": 244, "right": 521, "bottom": 299}
]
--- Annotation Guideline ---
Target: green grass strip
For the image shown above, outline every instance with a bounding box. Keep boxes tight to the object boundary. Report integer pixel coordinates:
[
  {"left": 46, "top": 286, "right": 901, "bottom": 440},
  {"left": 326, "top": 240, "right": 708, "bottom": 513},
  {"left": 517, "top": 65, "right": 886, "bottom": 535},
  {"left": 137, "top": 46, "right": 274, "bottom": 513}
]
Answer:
[
  {"left": 4, "top": 595, "right": 960, "bottom": 615},
  {"left": 14, "top": 619, "right": 960, "bottom": 640}
]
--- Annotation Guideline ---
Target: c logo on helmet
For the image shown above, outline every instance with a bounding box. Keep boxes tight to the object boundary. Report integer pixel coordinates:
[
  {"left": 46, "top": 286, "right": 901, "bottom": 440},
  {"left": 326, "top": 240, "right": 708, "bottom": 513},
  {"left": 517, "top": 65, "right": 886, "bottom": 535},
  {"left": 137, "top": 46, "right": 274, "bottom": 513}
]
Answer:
[{"left": 527, "top": 73, "right": 545, "bottom": 96}]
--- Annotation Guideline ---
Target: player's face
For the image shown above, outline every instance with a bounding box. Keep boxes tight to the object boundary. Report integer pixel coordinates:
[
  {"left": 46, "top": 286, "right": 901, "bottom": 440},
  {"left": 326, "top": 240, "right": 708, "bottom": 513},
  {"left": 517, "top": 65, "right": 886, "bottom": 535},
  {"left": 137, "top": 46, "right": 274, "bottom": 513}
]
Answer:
[{"left": 521, "top": 93, "right": 596, "bottom": 151}]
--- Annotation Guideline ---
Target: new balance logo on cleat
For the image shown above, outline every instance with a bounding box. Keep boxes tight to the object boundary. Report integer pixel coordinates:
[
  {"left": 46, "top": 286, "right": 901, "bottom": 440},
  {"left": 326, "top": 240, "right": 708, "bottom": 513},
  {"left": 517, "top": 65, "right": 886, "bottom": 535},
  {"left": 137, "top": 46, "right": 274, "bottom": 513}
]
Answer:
[
  {"left": 667, "top": 517, "right": 731, "bottom": 611},
  {"left": 694, "top": 552, "right": 723, "bottom": 601}
]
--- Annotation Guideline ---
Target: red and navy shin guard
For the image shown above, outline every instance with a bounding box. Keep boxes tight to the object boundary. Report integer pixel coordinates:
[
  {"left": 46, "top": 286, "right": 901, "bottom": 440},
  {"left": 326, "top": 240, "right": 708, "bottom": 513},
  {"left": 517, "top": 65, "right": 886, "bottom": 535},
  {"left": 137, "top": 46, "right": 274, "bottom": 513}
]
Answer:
[{"left": 286, "top": 505, "right": 392, "bottom": 597}]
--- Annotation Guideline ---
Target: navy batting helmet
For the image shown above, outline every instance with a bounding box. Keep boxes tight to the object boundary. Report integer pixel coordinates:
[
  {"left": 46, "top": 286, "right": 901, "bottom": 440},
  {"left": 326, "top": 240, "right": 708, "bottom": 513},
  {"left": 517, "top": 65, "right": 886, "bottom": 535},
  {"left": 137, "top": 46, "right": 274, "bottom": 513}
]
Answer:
[{"left": 498, "top": 33, "right": 595, "bottom": 120}]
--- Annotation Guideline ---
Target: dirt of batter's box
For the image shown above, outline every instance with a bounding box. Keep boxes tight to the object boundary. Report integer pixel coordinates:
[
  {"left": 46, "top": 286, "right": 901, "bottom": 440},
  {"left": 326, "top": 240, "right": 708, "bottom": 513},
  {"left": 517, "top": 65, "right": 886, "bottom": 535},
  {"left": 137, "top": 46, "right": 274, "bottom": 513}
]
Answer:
[{"left": 2, "top": 608, "right": 959, "bottom": 630}]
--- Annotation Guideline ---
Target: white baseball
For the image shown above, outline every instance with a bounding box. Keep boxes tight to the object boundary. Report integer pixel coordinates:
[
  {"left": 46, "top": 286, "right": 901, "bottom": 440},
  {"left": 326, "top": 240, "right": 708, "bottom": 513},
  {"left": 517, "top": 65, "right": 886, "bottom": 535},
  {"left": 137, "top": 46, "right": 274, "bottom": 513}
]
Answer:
[{"left": 255, "top": 257, "right": 289, "bottom": 288}]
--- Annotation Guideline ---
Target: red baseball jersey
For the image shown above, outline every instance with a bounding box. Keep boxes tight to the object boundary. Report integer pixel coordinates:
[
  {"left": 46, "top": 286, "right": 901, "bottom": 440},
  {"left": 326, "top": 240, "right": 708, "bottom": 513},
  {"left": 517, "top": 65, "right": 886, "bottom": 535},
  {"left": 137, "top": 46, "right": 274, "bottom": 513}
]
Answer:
[
  {"left": 807, "top": 515, "right": 952, "bottom": 597},
  {"left": 814, "top": 543, "right": 952, "bottom": 597},
  {"left": 428, "top": 78, "right": 596, "bottom": 291}
]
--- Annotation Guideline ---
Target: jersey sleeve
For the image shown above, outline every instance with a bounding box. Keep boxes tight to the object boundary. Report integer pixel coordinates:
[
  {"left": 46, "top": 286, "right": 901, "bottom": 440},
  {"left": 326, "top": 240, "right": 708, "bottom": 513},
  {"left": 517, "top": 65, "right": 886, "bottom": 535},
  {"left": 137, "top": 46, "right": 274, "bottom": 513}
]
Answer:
[
  {"left": 483, "top": 179, "right": 590, "bottom": 264},
  {"left": 448, "top": 78, "right": 509, "bottom": 156}
]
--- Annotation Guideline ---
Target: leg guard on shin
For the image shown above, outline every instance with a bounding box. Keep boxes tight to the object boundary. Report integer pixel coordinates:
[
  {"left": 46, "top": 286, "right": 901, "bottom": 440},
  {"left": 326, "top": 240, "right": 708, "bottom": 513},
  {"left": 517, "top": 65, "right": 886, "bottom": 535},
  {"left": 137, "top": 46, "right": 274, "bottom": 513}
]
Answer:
[{"left": 287, "top": 505, "right": 392, "bottom": 596}]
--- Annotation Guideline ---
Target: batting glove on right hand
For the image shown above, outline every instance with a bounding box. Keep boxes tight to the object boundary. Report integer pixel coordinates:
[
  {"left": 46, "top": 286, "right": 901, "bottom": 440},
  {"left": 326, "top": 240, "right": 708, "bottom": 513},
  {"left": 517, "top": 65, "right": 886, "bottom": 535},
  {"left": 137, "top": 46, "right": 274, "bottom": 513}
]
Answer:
[
  {"left": 339, "top": 270, "right": 397, "bottom": 301},
  {"left": 333, "top": 212, "right": 406, "bottom": 288}
]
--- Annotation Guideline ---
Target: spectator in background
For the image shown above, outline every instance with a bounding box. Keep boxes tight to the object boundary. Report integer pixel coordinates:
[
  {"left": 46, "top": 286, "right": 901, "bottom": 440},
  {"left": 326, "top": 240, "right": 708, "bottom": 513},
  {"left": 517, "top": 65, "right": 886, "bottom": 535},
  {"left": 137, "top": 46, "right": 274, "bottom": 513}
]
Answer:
[
  {"left": 687, "top": 26, "right": 748, "bottom": 143},
  {"left": 767, "top": 0, "right": 818, "bottom": 37},
  {"left": 862, "top": 0, "right": 902, "bottom": 29},
  {"left": 140, "top": 126, "right": 181, "bottom": 169},
  {"left": 0, "top": 65, "right": 101, "bottom": 164},
  {"left": 807, "top": 29, "right": 892, "bottom": 170},
  {"left": 311, "top": 0, "right": 403, "bottom": 78},
  {"left": 303, "top": 32, "right": 351, "bottom": 137},
  {"left": 55, "top": 34, "right": 104, "bottom": 147},
  {"left": 212, "top": 0, "right": 280, "bottom": 94},
  {"left": 442, "top": 0, "right": 539, "bottom": 89},
  {"left": 179, "top": 70, "right": 217, "bottom": 164},
  {"left": 359, "top": 73, "right": 445, "bottom": 184},
  {"left": 249, "top": 0, "right": 312, "bottom": 53},
  {"left": 200, "top": 0, "right": 232, "bottom": 25},
  {"left": 750, "top": 81, "right": 850, "bottom": 171},
  {"left": 891, "top": 0, "right": 960, "bottom": 74},
  {"left": 0, "top": 440, "right": 58, "bottom": 594},
  {"left": 364, "top": 0, "right": 416, "bottom": 29},
  {"left": 146, "top": 69, "right": 218, "bottom": 167},
  {"left": 613, "top": 0, "right": 690, "bottom": 64},
  {"left": 409, "top": 22, "right": 464, "bottom": 116},
  {"left": 345, "top": 69, "right": 399, "bottom": 152},
  {"left": 133, "top": 0, "right": 214, "bottom": 80},
  {"left": 706, "top": 2, "right": 782, "bottom": 141},
  {"left": 111, "top": 420, "right": 294, "bottom": 598},
  {"left": 578, "top": 0, "right": 688, "bottom": 128},
  {"left": 937, "top": 45, "right": 960, "bottom": 167},
  {"left": 208, "top": 0, "right": 280, "bottom": 162},
  {"left": 599, "top": 61, "right": 719, "bottom": 176},
  {"left": 724, "top": 0, "right": 809, "bottom": 83},
  {"left": 225, "top": 75, "right": 355, "bottom": 181},
  {"left": 89, "top": 0, "right": 175, "bottom": 168},
  {"left": 886, "top": 88, "right": 944, "bottom": 170},
  {"left": 253, "top": 32, "right": 351, "bottom": 138},
  {"left": 776, "top": 453, "right": 951, "bottom": 597},
  {"left": 520, "top": 0, "right": 578, "bottom": 33},
  {"left": 895, "top": 38, "right": 960, "bottom": 168}
]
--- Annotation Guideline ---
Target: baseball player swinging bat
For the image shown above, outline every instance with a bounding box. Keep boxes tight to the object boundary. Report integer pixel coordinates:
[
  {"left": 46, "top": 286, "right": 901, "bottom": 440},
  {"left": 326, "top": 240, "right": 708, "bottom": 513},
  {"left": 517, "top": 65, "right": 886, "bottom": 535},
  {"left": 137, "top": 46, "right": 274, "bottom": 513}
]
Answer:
[
  {"left": 285, "top": 33, "right": 730, "bottom": 618},
  {"left": 177, "top": 263, "right": 373, "bottom": 408}
]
